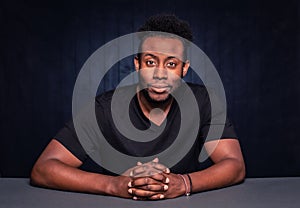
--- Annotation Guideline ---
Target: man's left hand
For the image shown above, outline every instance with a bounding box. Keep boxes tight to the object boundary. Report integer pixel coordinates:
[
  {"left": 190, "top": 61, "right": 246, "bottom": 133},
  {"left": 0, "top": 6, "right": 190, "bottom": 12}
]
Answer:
[{"left": 127, "top": 159, "right": 186, "bottom": 200}]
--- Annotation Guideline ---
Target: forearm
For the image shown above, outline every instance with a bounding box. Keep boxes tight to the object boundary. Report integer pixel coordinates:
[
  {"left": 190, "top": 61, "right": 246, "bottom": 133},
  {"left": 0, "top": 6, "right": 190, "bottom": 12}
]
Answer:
[
  {"left": 30, "top": 159, "right": 130, "bottom": 197},
  {"left": 189, "top": 158, "right": 245, "bottom": 193}
]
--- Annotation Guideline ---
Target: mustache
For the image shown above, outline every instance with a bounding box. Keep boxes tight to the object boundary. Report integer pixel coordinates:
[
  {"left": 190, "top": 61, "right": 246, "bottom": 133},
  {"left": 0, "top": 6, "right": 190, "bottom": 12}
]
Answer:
[{"left": 147, "top": 83, "right": 172, "bottom": 88}]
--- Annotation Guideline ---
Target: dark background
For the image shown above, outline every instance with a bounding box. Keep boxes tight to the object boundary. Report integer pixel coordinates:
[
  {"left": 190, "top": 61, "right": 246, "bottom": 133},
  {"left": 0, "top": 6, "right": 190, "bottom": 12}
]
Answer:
[{"left": 0, "top": 0, "right": 299, "bottom": 177}]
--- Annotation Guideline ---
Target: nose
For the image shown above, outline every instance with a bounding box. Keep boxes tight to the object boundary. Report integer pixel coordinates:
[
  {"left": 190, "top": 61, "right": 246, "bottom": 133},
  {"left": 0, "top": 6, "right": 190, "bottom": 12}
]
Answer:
[{"left": 153, "top": 66, "right": 168, "bottom": 80}]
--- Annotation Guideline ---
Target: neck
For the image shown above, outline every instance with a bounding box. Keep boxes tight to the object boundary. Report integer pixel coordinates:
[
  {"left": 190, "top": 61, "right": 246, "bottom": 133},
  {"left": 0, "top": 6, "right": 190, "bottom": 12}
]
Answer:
[{"left": 136, "top": 86, "right": 173, "bottom": 126}]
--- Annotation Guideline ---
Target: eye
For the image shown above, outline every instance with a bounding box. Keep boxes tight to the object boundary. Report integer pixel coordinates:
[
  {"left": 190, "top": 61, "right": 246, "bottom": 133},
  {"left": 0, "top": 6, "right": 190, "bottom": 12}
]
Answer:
[
  {"left": 146, "top": 60, "right": 156, "bottom": 67},
  {"left": 166, "top": 62, "right": 177, "bottom": 68}
]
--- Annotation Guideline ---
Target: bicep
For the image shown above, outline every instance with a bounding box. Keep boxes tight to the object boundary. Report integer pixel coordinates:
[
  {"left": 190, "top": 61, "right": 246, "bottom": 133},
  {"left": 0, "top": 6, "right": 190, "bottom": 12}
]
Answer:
[
  {"left": 35, "top": 139, "right": 82, "bottom": 168},
  {"left": 204, "top": 139, "right": 244, "bottom": 164}
]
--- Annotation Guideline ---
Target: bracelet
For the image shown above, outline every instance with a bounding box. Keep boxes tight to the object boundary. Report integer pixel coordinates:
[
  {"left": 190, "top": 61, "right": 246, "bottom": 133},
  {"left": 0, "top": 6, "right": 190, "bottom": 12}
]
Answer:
[
  {"left": 187, "top": 174, "right": 193, "bottom": 193},
  {"left": 178, "top": 174, "right": 191, "bottom": 196}
]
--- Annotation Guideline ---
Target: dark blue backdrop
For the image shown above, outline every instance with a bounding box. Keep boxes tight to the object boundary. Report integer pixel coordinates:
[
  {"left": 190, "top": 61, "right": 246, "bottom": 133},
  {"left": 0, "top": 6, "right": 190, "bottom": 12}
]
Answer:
[{"left": 0, "top": 0, "right": 299, "bottom": 177}]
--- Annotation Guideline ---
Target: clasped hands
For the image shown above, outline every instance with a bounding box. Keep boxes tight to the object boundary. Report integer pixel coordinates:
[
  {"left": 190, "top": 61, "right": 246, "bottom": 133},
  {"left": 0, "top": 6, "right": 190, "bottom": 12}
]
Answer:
[{"left": 125, "top": 158, "right": 186, "bottom": 200}]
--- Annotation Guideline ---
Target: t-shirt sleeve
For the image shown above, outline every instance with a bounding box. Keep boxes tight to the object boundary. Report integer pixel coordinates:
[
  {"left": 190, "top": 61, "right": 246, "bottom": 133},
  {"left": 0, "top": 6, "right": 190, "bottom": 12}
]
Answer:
[
  {"left": 197, "top": 85, "right": 238, "bottom": 142},
  {"left": 220, "top": 118, "right": 238, "bottom": 139},
  {"left": 200, "top": 117, "right": 238, "bottom": 141},
  {"left": 54, "top": 120, "right": 88, "bottom": 162}
]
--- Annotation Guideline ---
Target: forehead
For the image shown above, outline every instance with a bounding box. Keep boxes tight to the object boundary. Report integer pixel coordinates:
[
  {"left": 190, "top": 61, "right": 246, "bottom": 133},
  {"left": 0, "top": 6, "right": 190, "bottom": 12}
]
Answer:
[{"left": 141, "top": 36, "right": 184, "bottom": 59}]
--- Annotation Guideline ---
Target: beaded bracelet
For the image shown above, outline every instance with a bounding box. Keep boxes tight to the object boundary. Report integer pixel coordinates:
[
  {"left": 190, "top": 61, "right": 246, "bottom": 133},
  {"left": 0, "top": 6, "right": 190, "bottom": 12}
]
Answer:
[
  {"left": 178, "top": 174, "right": 191, "bottom": 196},
  {"left": 187, "top": 174, "right": 193, "bottom": 193}
]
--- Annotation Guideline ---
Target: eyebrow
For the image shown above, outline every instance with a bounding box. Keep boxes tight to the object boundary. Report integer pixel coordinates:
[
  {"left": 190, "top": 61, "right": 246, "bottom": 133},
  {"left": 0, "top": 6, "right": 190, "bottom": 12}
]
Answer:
[
  {"left": 143, "top": 53, "right": 157, "bottom": 58},
  {"left": 143, "top": 53, "right": 179, "bottom": 60}
]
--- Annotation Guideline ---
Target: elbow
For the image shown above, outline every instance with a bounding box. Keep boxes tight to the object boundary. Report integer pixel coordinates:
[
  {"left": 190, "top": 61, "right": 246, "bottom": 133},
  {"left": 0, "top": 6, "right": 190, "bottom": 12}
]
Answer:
[
  {"left": 235, "top": 160, "right": 246, "bottom": 184},
  {"left": 30, "top": 162, "right": 47, "bottom": 187},
  {"left": 30, "top": 164, "right": 41, "bottom": 186}
]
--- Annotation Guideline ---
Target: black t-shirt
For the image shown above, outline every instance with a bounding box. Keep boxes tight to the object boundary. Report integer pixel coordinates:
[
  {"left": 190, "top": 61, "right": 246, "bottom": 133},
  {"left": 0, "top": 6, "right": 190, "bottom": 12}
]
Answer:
[{"left": 55, "top": 83, "right": 237, "bottom": 175}]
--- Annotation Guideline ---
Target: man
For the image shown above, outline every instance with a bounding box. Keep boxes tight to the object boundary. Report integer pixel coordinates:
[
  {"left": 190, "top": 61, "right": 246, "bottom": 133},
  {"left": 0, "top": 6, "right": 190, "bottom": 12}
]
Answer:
[{"left": 31, "top": 14, "right": 245, "bottom": 200}]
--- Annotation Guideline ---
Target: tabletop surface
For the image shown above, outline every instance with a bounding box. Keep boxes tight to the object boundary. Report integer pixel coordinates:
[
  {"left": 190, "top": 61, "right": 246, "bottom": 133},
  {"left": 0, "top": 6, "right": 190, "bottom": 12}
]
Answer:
[{"left": 1, "top": 177, "right": 300, "bottom": 208}]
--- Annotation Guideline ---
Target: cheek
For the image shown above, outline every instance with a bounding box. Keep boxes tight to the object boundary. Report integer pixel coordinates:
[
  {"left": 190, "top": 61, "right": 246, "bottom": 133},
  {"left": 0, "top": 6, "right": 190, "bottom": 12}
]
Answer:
[
  {"left": 138, "top": 69, "right": 153, "bottom": 84},
  {"left": 174, "top": 67, "right": 184, "bottom": 76},
  {"left": 139, "top": 68, "right": 154, "bottom": 77},
  {"left": 167, "top": 71, "right": 183, "bottom": 89},
  {"left": 168, "top": 70, "right": 182, "bottom": 81}
]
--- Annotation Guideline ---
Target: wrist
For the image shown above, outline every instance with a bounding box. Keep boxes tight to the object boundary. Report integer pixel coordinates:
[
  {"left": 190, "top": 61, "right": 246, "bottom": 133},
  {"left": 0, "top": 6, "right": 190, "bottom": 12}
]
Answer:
[
  {"left": 178, "top": 174, "right": 191, "bottom": 196},
  {"left": 107, "top": 175, "right": 131, "bottom": 198},
  {"left": 178, "top": 175, "right": 186, "bottom": 196},
  {"left": 102, "top": 175, "right": 115, "bottom": 195}
]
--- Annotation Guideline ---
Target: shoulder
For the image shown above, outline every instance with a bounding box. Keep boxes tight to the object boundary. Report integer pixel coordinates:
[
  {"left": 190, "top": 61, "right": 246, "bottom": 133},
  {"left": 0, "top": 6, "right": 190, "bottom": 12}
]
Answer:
[
  {"left": 187, "top": 82, "right": 207, "bottom": 91},
  {"left": 183, "top": 82, "right": 212, "bottom": 112},
  {"left": 186, "top": 82, "right": 209, "bottom": 99},
  {"left": 95, "top": 84, "right": 137, "bottom": 105}
]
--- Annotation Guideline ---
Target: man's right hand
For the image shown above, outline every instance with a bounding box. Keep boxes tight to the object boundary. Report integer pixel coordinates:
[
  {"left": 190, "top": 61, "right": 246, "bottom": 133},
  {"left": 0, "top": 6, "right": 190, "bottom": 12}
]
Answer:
[
  {"left": 109, "top": 175, "right": 133, "bottom": 198},
  {"left": 125, "top": 158, "right": 171, "bottom": 200}
]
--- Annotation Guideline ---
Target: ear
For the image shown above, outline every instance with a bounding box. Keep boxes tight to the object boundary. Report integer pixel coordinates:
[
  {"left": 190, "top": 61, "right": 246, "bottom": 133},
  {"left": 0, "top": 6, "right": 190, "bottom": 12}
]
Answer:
[
  {"left": 134, "top": 56, "right": 140, "bottom": 71},
  {"left": 182, "top": 60, "right": 190, "bottom": 77}
]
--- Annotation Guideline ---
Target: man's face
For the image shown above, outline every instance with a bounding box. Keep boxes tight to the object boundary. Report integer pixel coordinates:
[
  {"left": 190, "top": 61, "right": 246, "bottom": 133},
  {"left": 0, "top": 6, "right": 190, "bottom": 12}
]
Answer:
[{"left": 134, "top": 36, "right": 190, "bottom": 103}]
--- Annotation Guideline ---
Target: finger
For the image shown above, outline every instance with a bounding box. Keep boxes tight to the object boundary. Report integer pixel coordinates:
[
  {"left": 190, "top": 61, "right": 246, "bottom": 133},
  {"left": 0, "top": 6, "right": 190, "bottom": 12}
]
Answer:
[
  {"left": 133, "top": 166, "right": 146, "bottom": 174},
  {"left": 145, "top": 159, "right": 160, "bottom": 169},
  {"left": 146, "top": 169, "right": 163, "bottom": 177},
  {"left": 151, "top": 163, "right": 170, "bottom": 174},
  {"left": 131, "top": 177, "right": 162, "bottom": 187},
  {"left": 132, "top": 169, "right": 159, "bottom": 178},
  {"left": 149, "top": 194, "right": 165, "bottom": 200},
  {"left": 152, "top": 162, "right": 165, "bottom": 170},
  {"left": 163, "top": 168, "right": 170, "bottom": 174},
  {"left": 129, "top": 189, "right": 148, "bottom": 200},
  {"left": 137, "top": 184, "right": 168, "bottom": 192},
  {"left": 130, "top": 166, "right": 146, "bottom": 177},
  {"left": 150, "top": 173, "right": 169, "bottom": 184},
  {"left": 137, "top": 161, "right": 143, "bottom": 166},
  {"left": 132, "top": 196, "right": 148, "bottom": 201},
  {"left": 149, "top": 173, "right": 165, "bottom": 181},
  {"left": 153, "top": 164, "right": 170, "bottom": 174},
  {"left": 128, "top": 188, "right": 158, "bottom": 197},
  {"left": 131, "top": 163, "right": 169, "bottom": 178},
  {"left": 152, "top": 157, "right": 159, "bottom": 163}
]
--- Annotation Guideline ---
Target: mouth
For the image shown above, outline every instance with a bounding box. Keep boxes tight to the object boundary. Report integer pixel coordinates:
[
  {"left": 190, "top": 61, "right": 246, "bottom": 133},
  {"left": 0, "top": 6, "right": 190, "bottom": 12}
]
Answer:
[{"left": 147, "top": 84, "right": 171, "bottom": 94}]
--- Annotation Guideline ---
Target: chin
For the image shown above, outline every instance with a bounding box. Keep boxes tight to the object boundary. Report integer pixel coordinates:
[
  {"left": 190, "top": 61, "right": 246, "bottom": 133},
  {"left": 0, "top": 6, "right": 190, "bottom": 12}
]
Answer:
[
  {"left": 148, "top": 93, "right": 172, "bottom": 105},
  {"left": 151, "top": 96, "right": 169, "bottom": 102},
  {"left": 142, "top": 89, "right": 172, "bottom": 105}
]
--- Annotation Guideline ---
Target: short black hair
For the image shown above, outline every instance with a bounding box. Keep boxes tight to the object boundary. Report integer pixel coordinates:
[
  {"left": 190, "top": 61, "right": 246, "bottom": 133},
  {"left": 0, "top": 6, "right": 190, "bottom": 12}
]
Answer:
[
  {"left": 138, "top": 14, "right": 193, "bottom": 42},
  {"left": 137, "top": 14, "right": 193, "bottom": 61}
]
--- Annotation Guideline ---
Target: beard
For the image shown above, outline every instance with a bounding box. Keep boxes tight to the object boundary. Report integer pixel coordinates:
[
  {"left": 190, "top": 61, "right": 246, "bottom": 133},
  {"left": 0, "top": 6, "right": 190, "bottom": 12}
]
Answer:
[{"left": 140, "top": 88, "right": 173, "bottom": 106}]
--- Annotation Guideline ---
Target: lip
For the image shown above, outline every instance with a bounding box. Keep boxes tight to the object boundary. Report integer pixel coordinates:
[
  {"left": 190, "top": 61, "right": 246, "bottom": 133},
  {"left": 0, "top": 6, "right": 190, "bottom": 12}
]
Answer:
[{"left": 148, "top": 84, "right": 171, "bottom": 93}]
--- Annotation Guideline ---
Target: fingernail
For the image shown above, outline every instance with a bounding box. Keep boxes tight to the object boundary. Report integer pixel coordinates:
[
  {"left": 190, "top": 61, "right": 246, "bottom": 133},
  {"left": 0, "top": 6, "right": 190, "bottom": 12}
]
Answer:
[
  {"left": 160, "top": 195, "right": 165, "bottom": 199},
  {"left": 165, "top": 168, "right": 170, "bottom": 174},
  {"left": 137, "top": 161, "right": 142, "bottom": 166},
  {"left": 165, "top": 177, "right": 170, "bottom": 183},
  {"left": 153, "top": 158, "right": 159, "bottom": 162},
  {"left": 164, "top": 185, "right": 168, "bottom": 190},
  {"left": 130, "top": 171, "right": 134, "bottom": 177},
  {"left": 133, "top": 196, "right": 138, "bottom": 200},
  {"left": 128, "top": 188, "right": 133, "bottom": 194},
  {"left": 128, "top": 181, "right": 132, "bottom": 187}
]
